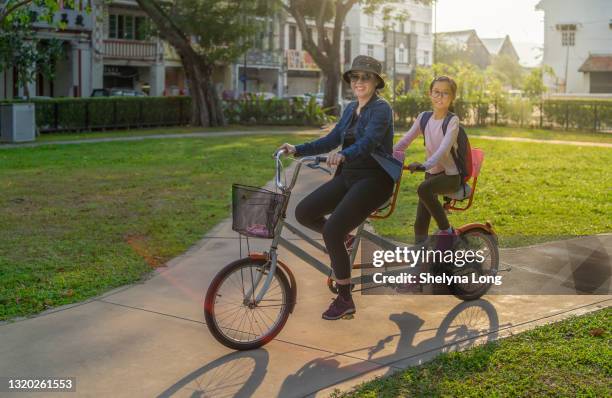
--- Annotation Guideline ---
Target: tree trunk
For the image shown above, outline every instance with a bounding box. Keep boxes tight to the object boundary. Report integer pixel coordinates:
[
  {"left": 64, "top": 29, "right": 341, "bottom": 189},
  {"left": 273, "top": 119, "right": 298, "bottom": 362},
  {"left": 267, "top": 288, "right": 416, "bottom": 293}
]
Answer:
[
  {"left": 322, "top": 62, "right": 341, "bottom": 114},
  {"left": 135, "top": 0, "right": 225, "bottom": 127}
]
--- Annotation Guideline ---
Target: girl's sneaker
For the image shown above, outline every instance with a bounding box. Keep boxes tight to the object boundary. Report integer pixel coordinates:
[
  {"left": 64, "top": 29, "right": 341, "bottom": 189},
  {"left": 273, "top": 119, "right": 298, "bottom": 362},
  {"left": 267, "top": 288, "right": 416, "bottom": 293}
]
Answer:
[
  {"left": 322, "top": 295, "right": 356, "bottom": 320},
  {"left": 434, "top": 227, "right": 458, "bottom": 251}
]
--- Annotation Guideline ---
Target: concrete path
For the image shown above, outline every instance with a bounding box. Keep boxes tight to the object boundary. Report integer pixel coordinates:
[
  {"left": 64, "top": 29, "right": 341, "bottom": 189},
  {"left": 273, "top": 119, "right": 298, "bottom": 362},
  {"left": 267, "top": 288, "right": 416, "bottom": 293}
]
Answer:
[
  {"left": 472, "top": 134, "right": 612, "bottom": 148},
  {"left": 0, "top": 162, "right": 610, "bottom": 398},
  {"left": 1, "top": 128, "right": 610, "bottom": 149},
  {"left": 0, "top": 129, "right": 323, "bottom": 149}
]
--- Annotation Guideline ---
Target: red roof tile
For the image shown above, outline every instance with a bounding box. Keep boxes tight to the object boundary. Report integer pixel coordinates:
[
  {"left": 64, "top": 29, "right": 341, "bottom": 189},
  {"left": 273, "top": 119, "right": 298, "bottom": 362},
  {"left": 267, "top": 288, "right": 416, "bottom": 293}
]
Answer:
[{"left": 579, "top": 54, "right": 612, "bottom": 72}]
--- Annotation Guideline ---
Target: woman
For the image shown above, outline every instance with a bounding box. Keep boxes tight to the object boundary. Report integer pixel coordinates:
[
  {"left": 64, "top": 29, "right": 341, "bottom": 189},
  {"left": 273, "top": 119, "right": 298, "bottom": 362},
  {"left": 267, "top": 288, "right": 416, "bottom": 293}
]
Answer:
[
  {"left": 393, "top": 76, "right": 462, "bottom": 247},
  {"left": 277, "top": 55, "right": 396, "bottom": 320}
]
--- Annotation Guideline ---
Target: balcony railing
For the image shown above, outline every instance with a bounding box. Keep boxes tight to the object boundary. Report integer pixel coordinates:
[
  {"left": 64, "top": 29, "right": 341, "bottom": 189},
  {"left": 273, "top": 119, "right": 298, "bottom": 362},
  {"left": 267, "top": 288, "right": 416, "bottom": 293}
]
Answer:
[{"left": 103, "top": 39, "right": 159, "bottom": 62}]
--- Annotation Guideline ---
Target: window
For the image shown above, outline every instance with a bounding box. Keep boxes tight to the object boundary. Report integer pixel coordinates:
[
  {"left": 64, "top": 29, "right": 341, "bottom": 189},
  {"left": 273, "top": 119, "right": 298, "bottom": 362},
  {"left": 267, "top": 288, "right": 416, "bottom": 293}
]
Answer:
[
  {"left": 117, "top": 15, "right": 124, "bottom": 38},
  {"left": 305, "top": 27, "right": 313, "bottom": 46},
  {"left": 109, "top": 14, "right": 117, "bottom": 38},
  {"left": 367, "top": 44, "right": 374, "bottom": 57},
  {"left": 134, "top": 16, "right": 149, "bottom": 41},
  {"left": 344, "top": 39, "right": 351, "bottom": 64},
  {"left": 424, "top": 50, "right": 430, "bottom": 64},
  {"left": 400, "top": 22, "right": 405, "bottom": 33},
  {"left": 424, "top": 23, "right": 430, "bottom": 35},
  {"left": 289, "top": 25, "right": 296, "bottom": 50},
  {"left": 398, "top": 47, "right": 406, "bottom": 63},
  {"left": 368, "top": 15, "right": 374, "bottom": 28},
  {"left": 411, "top": 21, "right": 416, "bottom": 33},
  {"left": 124, "top": 15, "right": 134, "bottom": 39},
  {"left": 561, "top": 31, "right": 575, "bottom": 46},
  {"left": 109, "top": 14, "right": 149, "bottom": 40}
]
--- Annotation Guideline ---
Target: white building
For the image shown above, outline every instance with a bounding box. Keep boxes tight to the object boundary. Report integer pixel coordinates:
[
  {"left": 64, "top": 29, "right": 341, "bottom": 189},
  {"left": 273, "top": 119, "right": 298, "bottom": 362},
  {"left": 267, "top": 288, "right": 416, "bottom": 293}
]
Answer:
[
  {"left": 536, "top": 0, "right": 612, "bottom": 94},
  {"left": 344, "top": 0, "right": 433, "bottom": 94}
]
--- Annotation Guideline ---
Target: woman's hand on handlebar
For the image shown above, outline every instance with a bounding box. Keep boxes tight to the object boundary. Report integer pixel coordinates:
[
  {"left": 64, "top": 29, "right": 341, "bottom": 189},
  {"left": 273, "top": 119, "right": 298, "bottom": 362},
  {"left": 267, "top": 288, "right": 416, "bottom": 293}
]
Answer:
[
  {"left": 276, "top": 143, "right": 296, "bottom": 156},
  {"left": 327, "top": 152, "right": 345, "bottom": 167},
  {"left": 407, "top": 162, "right": 425, "bottom": 173}
]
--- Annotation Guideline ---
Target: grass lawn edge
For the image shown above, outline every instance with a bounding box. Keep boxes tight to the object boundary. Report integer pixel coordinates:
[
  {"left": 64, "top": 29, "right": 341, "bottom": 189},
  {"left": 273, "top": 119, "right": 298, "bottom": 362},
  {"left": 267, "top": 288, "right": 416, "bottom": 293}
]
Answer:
[{"left": 319, "top": 300, "right": 611, "bottom": 398}]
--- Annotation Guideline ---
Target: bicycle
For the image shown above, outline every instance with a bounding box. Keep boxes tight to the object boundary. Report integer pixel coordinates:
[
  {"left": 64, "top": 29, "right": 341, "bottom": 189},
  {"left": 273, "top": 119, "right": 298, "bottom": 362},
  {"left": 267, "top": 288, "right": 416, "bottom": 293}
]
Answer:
[{"left": 204, "top": 148, "right": 499, "bottom": 350}]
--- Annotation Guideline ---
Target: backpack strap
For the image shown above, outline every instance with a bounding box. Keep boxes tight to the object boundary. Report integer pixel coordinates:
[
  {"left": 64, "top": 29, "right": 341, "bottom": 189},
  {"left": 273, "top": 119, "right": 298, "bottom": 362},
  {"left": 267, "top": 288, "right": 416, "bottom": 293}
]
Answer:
[
  {"left": 420, "top": 111, "right": 433, "bottom": 146},
  {"left": 441, "top": 112, "right": 455, "bottom": 136}
]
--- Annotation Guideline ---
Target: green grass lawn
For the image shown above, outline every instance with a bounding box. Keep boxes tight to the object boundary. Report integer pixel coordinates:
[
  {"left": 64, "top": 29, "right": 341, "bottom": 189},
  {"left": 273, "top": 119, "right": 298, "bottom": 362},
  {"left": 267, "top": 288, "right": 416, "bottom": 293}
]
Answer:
[
  {"left": 374, "top": 137, "right": 612, "bottom": 247},
  {"left": 1, "top": 133, "right": 610, "bottom": 320},
  {"left": 331, "top": 307, "right": 611, "bottom": 398},
  {"left": 30, "top": 125, "right": 320, "bottom": 143},
  {"left": 468, "top": 126, "right": 612, "bottom": 144},
  {"left": 0, "top": 134, "right": 302, "bottom": 321}
]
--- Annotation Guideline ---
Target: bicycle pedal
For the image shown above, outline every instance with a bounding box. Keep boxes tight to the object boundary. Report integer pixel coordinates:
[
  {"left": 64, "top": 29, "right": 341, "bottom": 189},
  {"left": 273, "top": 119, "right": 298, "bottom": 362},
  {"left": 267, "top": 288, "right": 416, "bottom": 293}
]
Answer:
[{"left": 342, "top": 313, "right": 355, "bottom": 320}]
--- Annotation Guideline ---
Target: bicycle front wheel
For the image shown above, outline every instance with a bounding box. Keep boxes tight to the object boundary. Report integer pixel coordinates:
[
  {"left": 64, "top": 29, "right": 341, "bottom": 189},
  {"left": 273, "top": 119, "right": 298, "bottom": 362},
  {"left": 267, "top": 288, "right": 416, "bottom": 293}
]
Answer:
[{"left": 204, "top": 257, "right": 292, "bottom": 350}]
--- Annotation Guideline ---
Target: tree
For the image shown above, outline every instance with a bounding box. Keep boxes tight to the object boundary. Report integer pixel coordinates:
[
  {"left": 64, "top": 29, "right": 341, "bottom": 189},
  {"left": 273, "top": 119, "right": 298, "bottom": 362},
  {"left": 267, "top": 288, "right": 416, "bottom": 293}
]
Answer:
[
  {"left": 0, "top": 0, "right": 68, "bottom": 25},
  {"left": 135, "top": 0, "right": 274, "bottom": 127},
  {"left": 280, "top": 0, "right": 430, "bottom": 115},
  {"left": 487, "top": 54, "right": 524, "bottom": 89},
  {"left": 0, "top": 1, "right": 72, "bottom": 98},
  {"left": 522, "top": 65, "right": 555, "bottom": 99},
  {"left": 434, "top": 37, "right": 474, "bottom": 66}
]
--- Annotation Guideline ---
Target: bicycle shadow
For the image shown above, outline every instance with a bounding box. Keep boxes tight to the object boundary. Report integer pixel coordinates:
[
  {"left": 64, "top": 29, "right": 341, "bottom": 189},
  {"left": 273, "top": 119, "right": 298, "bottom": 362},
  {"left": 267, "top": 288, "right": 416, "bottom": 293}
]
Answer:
[
  {"left": 278, "top": 300, "right": 499, "bottom": 397},
  {"left": 155, "top": 349, "right": 269, "bottom": 398}
]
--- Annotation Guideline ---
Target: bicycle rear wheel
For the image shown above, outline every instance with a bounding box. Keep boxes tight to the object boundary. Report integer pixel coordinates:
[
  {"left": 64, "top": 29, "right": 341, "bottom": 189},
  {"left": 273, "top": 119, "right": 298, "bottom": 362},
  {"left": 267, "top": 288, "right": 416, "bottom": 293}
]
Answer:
[
  {"left": 448, "top": 228, "right": 499, "bottom": 301},
  {"left": 205, "top": 257, "right": 292, "bottom": 350}
]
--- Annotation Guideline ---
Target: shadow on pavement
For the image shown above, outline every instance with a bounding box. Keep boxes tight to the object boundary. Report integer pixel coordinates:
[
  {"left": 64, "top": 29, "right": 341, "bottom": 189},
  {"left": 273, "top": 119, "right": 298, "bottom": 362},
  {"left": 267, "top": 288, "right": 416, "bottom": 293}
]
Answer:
[
  {"left": 156, "top": 349, "right": 269, "bottom": 398},
  {"left": 278, "top": 300, "right": 499, "bottom": 397}
]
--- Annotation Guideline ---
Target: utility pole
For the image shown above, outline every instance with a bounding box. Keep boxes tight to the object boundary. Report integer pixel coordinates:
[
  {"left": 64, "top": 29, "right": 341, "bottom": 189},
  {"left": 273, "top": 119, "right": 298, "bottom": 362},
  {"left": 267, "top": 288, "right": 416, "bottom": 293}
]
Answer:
[
  {"left": 392, "top": 23, "right": 396, "bottom": 106},
  {"left": 433, "top": 0, "right": 437, "bottom": 63}
]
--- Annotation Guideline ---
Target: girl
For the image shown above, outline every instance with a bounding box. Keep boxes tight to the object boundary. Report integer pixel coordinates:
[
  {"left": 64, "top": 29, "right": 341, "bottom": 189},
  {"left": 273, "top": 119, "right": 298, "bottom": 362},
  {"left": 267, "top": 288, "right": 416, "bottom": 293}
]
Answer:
[
  {"left": 276, "top": 55, "right": 395, "bottom": 320},
  {"left": 393, "top": 76, "right": 462, "bottom": 246}
]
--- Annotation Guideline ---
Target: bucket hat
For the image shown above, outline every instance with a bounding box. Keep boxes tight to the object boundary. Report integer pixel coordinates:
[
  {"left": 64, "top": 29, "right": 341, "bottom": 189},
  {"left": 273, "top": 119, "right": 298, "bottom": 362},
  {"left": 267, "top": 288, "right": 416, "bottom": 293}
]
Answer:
[{"left": 343, "top": 55, "right": 385, "bottom": 89}]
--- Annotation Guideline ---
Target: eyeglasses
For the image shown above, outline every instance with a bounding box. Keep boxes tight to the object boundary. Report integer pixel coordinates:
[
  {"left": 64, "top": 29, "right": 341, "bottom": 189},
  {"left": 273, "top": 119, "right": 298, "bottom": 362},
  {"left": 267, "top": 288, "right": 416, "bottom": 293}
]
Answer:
[
  {"left": 431, "top": 89, "right": 452, "bottom": 99},
  {"left": 350, "top": 72, "right": 373, "bottom": 83}
]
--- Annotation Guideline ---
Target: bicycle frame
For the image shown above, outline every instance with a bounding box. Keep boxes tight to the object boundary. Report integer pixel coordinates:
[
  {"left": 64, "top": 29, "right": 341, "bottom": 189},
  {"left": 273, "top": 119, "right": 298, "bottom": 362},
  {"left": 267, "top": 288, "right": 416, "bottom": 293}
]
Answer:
[{"left": 245, "top": 150, "right": 426, "bottom": 305}]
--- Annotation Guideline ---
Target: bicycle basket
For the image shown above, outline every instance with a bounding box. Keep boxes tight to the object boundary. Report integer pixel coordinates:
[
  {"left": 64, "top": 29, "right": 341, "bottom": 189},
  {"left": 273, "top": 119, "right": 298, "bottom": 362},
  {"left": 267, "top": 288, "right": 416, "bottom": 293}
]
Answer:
[{"left": 231, "top": 184, "right": 287, "bottom": 239}]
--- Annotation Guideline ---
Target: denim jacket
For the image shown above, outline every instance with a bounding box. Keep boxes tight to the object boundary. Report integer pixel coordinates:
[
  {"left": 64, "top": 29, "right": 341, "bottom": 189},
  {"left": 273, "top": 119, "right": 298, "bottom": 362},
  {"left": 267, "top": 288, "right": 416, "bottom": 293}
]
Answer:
[{"left": 294, "top": 95, "right": 394, "bottom": 164}]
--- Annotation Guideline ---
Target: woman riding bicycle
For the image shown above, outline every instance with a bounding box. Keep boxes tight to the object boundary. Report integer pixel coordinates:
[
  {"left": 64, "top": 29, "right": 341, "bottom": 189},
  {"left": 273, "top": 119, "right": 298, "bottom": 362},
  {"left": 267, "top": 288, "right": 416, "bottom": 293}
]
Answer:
[{"left": 277, "top": 55, "right": 396, "bottom": 320}]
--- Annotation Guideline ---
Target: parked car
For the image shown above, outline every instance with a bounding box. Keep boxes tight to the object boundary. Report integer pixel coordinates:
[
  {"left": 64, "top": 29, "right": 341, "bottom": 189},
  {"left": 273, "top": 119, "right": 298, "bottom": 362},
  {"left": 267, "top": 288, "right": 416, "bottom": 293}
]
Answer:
[
  {"left": 90, "top": 88, "right": 147, "bottom": 97},
  {"left": 239, "top": 92, "right": 276, "bottom": 100},
  {"left": 305, "top": 92, "right": 324, "bottom": 106}
]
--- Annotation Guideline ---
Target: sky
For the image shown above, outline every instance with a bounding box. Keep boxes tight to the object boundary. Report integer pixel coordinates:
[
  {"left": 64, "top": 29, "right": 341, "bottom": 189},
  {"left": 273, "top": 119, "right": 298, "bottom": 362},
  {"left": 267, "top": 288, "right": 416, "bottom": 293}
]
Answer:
[{"left": 433, "top": 0, "right": 545, "bottom": 66}]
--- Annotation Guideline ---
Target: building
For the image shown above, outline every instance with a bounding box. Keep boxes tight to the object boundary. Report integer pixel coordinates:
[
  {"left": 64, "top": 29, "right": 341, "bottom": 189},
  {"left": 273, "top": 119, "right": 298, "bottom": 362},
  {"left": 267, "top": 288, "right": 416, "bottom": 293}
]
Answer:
[
  {"left": 536, "top": 0, "right": 612, "bottom": 94},
  {"left": 1, "top": 1, "right": 347, "bottom": 100},
  {"left": 434, "top": 30, "right": 491, "bottom": 69},
  {"left": 345, "top": 0, "right": 433, "bottom": 94},
  {"left": 93, "top": 0, "right": 166, "bottom": 96},
  {"left": 1, "top": 1, "right": 95, "bottom": 99},
  {"left": 481, "top": 36, "right": 520, "bottom": 64}
]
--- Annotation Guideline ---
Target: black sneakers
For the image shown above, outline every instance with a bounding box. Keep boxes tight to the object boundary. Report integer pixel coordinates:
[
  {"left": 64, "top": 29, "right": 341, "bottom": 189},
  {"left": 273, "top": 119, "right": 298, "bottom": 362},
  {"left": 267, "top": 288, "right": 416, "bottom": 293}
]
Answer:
[{"left": 322, "top": 295, "right": 356, "bottom": 320}]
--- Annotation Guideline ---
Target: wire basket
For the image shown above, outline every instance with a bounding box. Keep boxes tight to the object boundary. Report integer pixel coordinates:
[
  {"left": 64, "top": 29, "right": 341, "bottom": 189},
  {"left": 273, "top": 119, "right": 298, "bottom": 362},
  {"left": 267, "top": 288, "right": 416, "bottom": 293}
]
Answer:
[{"left": 231, "top": 184, "right": 287, "bottom": 239}]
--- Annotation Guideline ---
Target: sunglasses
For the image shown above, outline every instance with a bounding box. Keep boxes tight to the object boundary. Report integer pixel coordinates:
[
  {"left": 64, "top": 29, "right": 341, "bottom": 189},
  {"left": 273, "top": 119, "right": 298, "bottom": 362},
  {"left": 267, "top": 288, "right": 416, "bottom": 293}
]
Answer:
[
  {"left": 350, "top": 72, "right": 374, "bottom": 83},
  {"left": 431, "top": 89, "right": 451, "bottom": 98}
]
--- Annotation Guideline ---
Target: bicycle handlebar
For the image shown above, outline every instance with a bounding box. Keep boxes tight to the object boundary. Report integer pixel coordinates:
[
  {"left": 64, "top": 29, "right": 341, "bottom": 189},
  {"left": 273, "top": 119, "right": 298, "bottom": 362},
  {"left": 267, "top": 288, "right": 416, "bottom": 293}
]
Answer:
[{"left": 274, "top": 149, "right": 329, "bottom": 191}]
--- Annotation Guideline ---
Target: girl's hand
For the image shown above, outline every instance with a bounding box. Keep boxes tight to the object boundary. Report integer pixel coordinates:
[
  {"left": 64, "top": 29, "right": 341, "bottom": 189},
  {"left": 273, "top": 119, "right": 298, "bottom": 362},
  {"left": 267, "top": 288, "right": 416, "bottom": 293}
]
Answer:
[
  {"left": 393, "top": 149, "right": 406, "bottom": 163},
  {"left": 276, "top": 143, "right": 296, "bottom": 156},
  {"left": 327, "top": 152, "right": 345, "bottom": 167},
  {"left": 407, "top": 162, "right": 424, "bottom": 173}
]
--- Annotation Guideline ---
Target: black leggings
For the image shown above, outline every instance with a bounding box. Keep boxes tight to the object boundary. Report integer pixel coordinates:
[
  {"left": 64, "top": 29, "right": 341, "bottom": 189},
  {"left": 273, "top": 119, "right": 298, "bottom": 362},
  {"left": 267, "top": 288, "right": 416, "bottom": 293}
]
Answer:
[{"left": 295, "top": 171, "right": 394, "bottom": 280}]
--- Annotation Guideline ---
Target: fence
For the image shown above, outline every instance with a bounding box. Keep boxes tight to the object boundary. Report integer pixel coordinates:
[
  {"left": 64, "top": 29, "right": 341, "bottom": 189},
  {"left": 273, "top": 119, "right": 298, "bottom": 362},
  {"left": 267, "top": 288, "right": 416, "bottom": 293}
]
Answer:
[
  {"left": 392, "top": 96, "right": 612, "bottom": 132},
  {"left": 2, "top": 96, "right": 610, "bottom": 134}
]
